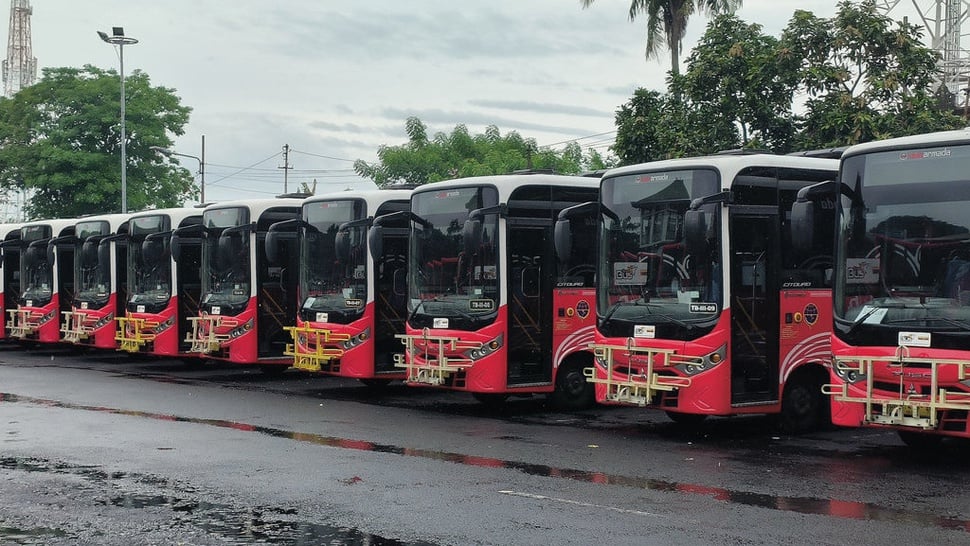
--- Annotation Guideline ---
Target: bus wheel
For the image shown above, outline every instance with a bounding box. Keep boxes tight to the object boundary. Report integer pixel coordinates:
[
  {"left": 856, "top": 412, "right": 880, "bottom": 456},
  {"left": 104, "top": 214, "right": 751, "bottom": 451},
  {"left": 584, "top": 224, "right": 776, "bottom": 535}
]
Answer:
[
  {"left": 665, "top": 411, "right": 707, "bottom": 426},
  {"left": 359, "top": 378, "right": 392, "bottom": 390},
  {"left": 779, "top": 372, "right": 826, "bottom": 433},
  {"left": 259, "top": 365, "right": 289, "bottom": 377},
  {"left": 551, "top": 361, "right": 594, "bottom": 411},
  {"left": 472, "top": 393, "right": 509, "bottom": 409},
  {"left": 897, "top": 430, "right": 944, "bottom": 450}
]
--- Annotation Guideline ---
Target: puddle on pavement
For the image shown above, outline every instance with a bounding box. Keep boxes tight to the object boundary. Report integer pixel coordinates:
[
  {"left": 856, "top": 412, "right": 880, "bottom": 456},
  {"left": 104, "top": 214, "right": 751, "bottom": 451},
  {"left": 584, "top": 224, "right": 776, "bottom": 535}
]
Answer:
[
  {"left": 0, "top": 456, "right": 433, "bottom": 545},
  {"left": 3, "top": 392, "right": 970, "bottom": 534}
]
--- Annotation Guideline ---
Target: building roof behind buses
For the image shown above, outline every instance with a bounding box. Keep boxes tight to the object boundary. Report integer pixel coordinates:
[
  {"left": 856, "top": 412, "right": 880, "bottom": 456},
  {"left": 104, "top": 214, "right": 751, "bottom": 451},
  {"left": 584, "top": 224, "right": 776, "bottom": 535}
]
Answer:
[
  {"left": 840, "top": 127, "right": 970, "bottom": 159},
  {"left": 601, "top": 153, "right": 839, "bottom": 183},
  {"left": 411, "top": 173, "right": 599, "bottom": 202}
]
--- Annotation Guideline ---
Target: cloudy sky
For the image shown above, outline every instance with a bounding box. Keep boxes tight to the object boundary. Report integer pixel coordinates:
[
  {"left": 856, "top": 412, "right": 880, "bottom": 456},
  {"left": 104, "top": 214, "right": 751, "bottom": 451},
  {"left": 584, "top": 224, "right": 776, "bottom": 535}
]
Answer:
[{"left": 11, "top": 0, "right": 854, "bottom": 203}]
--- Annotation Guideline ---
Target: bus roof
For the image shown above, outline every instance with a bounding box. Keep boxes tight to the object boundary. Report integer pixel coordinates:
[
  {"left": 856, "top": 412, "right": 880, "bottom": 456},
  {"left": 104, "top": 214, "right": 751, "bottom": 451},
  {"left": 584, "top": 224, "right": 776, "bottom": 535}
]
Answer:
[
  {"left": 602, "top": 153, "right": 839, "bottom": 183},
  {"left": 412, "top": 174, "right": 599, "bottom": 202},
  {"left": 73, "top": 213, "right": 130, "bottom": 233},
  {"left": 128, "top": 207, "right": 204, "bottom": 230},
  {"left": 841, "top": 128, "right": 970, "bottom": 159},
  {"left": 21, "top": 218, "right": 77, "bottom": 237},
  {"left": 302, "top": 188, "right": 412, "bottom": 214}
]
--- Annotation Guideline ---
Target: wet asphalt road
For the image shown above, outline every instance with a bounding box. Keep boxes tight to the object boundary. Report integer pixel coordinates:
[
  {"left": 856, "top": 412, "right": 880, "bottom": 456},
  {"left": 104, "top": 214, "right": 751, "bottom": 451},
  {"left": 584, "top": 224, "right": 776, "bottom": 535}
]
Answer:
[{"left": 1, "top": 346, "right": 970, "bottom": 545}]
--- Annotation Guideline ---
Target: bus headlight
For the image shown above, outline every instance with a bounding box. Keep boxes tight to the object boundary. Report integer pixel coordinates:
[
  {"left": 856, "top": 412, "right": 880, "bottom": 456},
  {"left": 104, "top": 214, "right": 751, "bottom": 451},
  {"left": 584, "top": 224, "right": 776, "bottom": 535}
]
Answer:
[
  {"left": 465, "top": 334, "right": 503, "bottom": 360},
  {"left": 228, "top": 319, "right": 254, "bottom": 339},
  {"left": 675, "top": 344, "right": 726, "bottom": 376},
  {"left": 833, "top": 360, "right": 866, "bottom": 384},
  {"left": 341, "top": 328, "right": 371, "bottom": 349}
]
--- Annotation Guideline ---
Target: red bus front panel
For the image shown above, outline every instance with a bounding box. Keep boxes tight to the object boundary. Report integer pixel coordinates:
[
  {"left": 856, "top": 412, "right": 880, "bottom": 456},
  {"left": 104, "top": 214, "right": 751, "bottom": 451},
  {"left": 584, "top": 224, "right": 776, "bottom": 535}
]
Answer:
[
  {"left": 116, "top": 297, "right": 180, "bottom": 356},
  {"left": 185, "top": 297, "right": 260, "bottom": 364}
]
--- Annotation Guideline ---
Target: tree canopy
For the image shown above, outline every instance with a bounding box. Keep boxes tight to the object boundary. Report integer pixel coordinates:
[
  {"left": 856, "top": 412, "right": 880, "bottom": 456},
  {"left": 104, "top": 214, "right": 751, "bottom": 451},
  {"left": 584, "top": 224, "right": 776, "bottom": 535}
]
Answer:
[
  {"left": 0, "top": 65, "right": 195, "bottom": 219},
  {"left": 580, "top": 0, "right": 741, "bottom": 75},
  {"left": 354, "top": 117, "right": 612, "bottom": 186},
  {"left": 610, "top": 1, "right": 964, "bottom": 164}
]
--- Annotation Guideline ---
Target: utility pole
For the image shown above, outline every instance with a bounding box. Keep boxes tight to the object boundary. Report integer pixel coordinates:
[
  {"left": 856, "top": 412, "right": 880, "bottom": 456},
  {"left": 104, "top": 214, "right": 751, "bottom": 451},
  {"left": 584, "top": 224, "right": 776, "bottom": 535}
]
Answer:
[
  {"left": 3, "top": 0, "right": 37, "bottom": 98},
  {"left": 279, "top": 144, "right": 293, "bottom": 194}
]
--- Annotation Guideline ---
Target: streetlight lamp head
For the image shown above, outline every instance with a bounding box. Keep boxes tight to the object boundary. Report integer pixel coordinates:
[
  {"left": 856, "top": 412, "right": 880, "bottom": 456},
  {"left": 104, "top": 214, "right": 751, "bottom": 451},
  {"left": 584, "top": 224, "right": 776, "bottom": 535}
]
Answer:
[
  {"left": 150, "top": 146, "right": 173, "bottom": 155},
  {"left": 112, "top": 26, "right": 125, "bottom": 37},
  {"left": 97, "top": 30, "right": 109, "bottom": 42}
]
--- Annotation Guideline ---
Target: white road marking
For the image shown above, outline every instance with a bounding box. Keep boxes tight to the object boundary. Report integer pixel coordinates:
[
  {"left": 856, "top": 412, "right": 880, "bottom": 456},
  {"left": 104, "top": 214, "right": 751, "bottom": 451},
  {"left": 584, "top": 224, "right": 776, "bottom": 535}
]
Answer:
[{"left": 498, "top": 490, "right": 668, "bottom": 519}]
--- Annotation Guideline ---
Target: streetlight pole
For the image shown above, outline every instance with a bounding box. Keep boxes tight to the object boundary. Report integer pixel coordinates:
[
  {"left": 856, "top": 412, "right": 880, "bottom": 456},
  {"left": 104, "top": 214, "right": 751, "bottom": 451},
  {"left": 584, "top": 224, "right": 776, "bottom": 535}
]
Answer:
[
  {"left": 150, "top": 137, "right": 206, "bottom": 204},
  {"left": 98, "top": 27, "right": 138, "bottom": 213}
]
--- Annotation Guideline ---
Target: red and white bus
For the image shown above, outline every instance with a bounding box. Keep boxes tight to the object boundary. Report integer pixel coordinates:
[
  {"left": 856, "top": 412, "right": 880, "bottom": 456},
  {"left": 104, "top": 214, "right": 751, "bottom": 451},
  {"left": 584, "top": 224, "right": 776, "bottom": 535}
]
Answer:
[
  {"left": 0, "top": 223, "right": 22, "bottom": 340},
  {"left": 396, "top": 174, "right": 600, "bottom": 408},
  {"left": 60, "top": 214, "right": 130, "bottom": 349},
  {"left": 582, "top": 153, "right": 839, "bottom": 430},
  {"left": 182, "top": 198, "right": 303, "bottom": 370},
  {"left": 7, "top": 218, "right": 76, "bottom": 343},
  {"left": 115, "top": 207, "right": 204, "bottom": 357},
  {"left": 801, "top": 129, "right": 970, "bottom": 445},
  {"left": 273, "top": 189, "right": 412, "bottom": 385}
]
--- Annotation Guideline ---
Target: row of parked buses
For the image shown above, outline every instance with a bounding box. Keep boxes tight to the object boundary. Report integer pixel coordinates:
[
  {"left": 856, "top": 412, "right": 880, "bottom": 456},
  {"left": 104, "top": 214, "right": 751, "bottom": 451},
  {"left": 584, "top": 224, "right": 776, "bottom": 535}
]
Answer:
[{"left": 0, "top": 128, "right": 968, "bottom": 446}]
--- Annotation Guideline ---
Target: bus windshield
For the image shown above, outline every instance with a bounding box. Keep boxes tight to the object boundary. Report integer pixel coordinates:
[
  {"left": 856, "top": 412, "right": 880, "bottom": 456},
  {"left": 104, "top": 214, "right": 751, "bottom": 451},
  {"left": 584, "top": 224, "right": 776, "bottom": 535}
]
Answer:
[
  {"left": 20, "top": 225, "right": 53, "bottom": 306},
  {"left": 835, "top": 144, "right": 970, "bottom": 345},
  {"left": 300, "top": 199, "right": 367, "bottom": 324},
  {"left": 599, "top": 169, "right": 721, "bottom": 340},
  {"left": 409, "top": 186, "right": 500, "bottom": 330},
  {"left": 201, "top": 207, "right": 251, "bottom": 312},
  {"left": 128, "top": 215, "right": 172, "bottom": 313},
  {"left": 74, "top": 220, "right": 112, "bottom": 307}
]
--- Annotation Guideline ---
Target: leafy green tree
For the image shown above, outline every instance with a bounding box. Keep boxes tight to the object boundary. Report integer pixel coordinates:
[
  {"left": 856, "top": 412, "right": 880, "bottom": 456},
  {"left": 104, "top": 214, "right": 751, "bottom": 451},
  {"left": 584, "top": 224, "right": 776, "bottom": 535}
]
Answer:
[
  {"left": 681, "top": 15, "right": 797, "bottom": 152},
  {"left": 354, "top": 117, "right": 613, "bottom": 186},
  {"left": 580, "top": 0, "right": 742, "bottom": 75},
  {"left": 782, "top": 0, "right": 963, "bottom": 148},
  {"left": 612, "top": 82, "right": 738, "bottom": 165},
  {"left": 0, "top": 65, "right": 194, "bottom": 219}
]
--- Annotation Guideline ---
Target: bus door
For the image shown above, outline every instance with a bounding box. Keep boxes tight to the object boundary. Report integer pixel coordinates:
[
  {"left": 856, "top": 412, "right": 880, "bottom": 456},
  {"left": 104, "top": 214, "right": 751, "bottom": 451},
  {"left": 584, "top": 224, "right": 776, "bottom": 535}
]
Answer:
[
  {"left": 375, "top": 222, "right": 409, "bottom": 373},
  {"left": 506, "top": 220, "right": 553, "bottom": 386},
  {"left": 729, "top": 209, "right": 780, "bottom": 404}
]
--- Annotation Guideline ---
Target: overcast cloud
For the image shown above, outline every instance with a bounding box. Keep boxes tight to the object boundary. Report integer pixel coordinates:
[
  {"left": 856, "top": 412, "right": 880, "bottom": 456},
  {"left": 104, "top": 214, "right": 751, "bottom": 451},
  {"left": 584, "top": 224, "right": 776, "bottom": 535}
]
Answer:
[{"left": 9, "top": 0, "right": 864, "bottom": 203}]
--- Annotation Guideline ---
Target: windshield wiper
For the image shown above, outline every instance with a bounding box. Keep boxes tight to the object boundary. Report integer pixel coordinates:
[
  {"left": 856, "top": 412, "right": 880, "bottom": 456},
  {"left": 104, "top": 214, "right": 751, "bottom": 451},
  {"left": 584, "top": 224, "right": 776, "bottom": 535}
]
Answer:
[
  {"left": 600, "top": 299, "right": 695, "bottom": 330},
  {"left": 883, "top": 316, "right": 970, "bottom": 330},
  {"left": 843, "top": 305, "right": 886, "bottom": 336}
]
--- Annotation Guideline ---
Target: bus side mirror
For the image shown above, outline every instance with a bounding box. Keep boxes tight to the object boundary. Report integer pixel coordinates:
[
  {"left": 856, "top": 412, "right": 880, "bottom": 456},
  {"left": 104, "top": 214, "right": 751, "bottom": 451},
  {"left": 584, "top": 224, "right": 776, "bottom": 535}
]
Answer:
[
  {"left": 265, "top": 230, "right": 281, "bottom": 264},
  {"left": 463, "top": 219, "right": 482, "bottom": 256},
  {"left": 684, "top": 210, "right": 709, "bottom": 258},
  {"left": 80, "top": 240, "right": 99, "bottom": 268},
  {"left": 553, "top": 219, "right": 571, "bottom": 264},
  {"left": 368, "top": 225, "right": 384, "bottom": 260},
  {"left": 216, "top": 235, "right": 233, "bottom": 268},
  {"left": 334, "top": 230, "right": 350, "bottom": 261},
  {"left": 142, "top": 238, "right": 166, "bottom": 266},
  {"left": 171, "top": 234, "right": 182, "bottom": 263},
  {"left": 46, "top": 244, "right": 55, "bottom": 266},
  {"left": 790, "top": 200, "right": 814, "bottom": 253}
]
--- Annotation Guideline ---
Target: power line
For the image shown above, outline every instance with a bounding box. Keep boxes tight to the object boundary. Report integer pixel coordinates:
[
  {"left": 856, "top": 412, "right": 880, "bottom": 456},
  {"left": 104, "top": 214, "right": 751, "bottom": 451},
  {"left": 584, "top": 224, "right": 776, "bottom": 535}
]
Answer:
[
  {"left": 206, "top": 150, "right": 282, "bottom": 188},
  {"left": 289, "top": 148, "right": 357, "bottom": 162},
  {"left": 540, "top": 130, "right": 617, "bottom": 149}
]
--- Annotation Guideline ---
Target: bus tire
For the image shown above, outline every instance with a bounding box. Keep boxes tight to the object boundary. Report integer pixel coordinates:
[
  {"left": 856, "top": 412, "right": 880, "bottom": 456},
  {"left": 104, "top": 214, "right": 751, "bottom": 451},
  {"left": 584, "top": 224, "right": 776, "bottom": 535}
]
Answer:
[
  {"left": 779, "top": 369, "right": 827, "bottom": 434},
  {"left": 551, "top": 360, "right": 594, "bottom": 411},
  {"left": 897, "top": 430, "right": 944, "bottom": 450}
]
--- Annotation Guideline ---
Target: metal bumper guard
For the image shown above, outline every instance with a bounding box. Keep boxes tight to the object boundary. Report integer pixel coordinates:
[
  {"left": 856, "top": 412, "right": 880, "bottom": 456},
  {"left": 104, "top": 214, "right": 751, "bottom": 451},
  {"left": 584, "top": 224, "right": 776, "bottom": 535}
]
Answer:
[
  {"left": 584, "top": 339, "right": 696, "bottom": 406},
  {"left": 823, "top": 347, "right": 970, "bottom": 430},
  {"left": 284, "top": 323, "right": 349, "bottom": 372},
  {"left": 115, "top": 316, "right": 159, "bottom": 352},
  {"left": 6, "top": 308, "right": 52, "bottom": 339},
  {"left": 61, "top": 310, "right": 113, "bottom": 343},
  {"left": 185, "top": 315, "right": 241, "bottom": 354},
  {"left": 394, "top": 330, "right": 483, "bottom": 386}
]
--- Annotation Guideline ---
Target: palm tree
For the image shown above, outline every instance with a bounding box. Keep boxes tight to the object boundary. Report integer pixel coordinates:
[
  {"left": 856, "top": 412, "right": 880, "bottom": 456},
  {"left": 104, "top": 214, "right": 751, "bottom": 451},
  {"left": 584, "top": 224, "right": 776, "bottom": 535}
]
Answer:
[{"left": 581, "top": 0, "right": 742, "bottom": 75}]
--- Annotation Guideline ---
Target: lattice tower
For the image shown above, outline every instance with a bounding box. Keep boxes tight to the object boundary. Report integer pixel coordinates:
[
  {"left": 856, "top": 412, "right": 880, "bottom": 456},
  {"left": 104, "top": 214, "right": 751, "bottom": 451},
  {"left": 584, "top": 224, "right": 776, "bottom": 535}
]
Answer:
[
  {"left": 875, "top": 0, "right": 970, "bottom": 107},
  {"left": 2, "top": 0, "right": 36, "bottom": 98}
]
